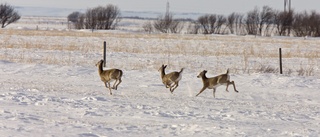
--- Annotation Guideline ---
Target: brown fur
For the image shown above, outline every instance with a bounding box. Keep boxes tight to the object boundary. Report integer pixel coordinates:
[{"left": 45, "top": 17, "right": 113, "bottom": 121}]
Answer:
[
  {"left": 96, "top": 59, "right": 123, "bottom": 95},
  {"left": 158, "top": 64, "right": 184, "bottom": 93},
  {"left": 196, "top": 69, "right": 238, "bottom": 98}
]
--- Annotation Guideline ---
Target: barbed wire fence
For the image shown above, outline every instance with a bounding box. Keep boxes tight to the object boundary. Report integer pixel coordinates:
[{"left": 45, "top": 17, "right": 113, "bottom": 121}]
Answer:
[{"left": 103, "top": 40, "right": 319, "bottom": 77}]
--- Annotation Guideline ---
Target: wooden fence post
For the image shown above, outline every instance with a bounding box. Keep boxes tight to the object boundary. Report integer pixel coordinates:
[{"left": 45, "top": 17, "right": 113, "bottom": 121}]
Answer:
[
  {"left": 103, "top": 41, "right": 106, "bottom": 67},
  {"left": 279, "top": 48, "right": 283, "bottom": 74}
]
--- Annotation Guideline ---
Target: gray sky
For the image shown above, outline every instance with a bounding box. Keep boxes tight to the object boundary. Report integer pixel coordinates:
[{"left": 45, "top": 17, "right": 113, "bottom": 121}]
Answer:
[{"left": 2, "top": 0, "right": 320, "bottom": 16}]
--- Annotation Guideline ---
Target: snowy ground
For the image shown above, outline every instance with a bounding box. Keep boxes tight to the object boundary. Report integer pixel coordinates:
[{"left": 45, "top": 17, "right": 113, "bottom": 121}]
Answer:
[{"left": 0, "top": 18, "right": 320, "bottom": 136}]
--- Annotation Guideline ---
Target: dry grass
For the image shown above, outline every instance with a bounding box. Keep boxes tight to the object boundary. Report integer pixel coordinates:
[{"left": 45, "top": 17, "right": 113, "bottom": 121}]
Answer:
[{"left": 0, "top": 29, "right": 319, "bottom": 76}]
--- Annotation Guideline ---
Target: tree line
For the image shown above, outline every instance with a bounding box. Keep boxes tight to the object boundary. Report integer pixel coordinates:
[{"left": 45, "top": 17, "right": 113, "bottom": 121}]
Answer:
[
  {"left": 67, "top": 3, "right": 320, "bottom": 37},
  {"left": 1, "top": 2, "right": 320, "bottom": 37},
  {"left": 146, "top": 5, "right": 320, "bottom": 37}
]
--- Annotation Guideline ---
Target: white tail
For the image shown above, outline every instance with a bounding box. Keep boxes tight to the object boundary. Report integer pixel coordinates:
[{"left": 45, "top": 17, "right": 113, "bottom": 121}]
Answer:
[
  {"left": 158, "top": 64, "right": 184, "bottom": 93},
  {"left": 196, "top": 69, "right": 238, "bottom": 98},
  {"left": 96, "top": 59, "right": 123, "bottom": 95}
]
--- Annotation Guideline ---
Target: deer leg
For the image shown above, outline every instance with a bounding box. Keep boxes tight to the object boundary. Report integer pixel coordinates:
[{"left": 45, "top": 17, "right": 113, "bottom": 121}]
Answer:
[
  {"left": 104, "top": 81, "right": 109, "bottom": 88},
  {"left": 112, "top": 79, "right": 118, "bottom": 89},
  {"left": 164, "top": 82, "right": 170, "bottom": 88},
  {"left": 231, "top": 81, "right": 239, "bottom": 92},
  {"left": 166, "top": 80, "right": 174, "bottom": 88},
  {"left": 107, "top": 82, "right": 112, "bottom": 95},
  {"left": 213, "top": 88, "right": 216, "bottom": 98},
  {"left": 169, "top": 83, "right": 175, "bottom": 93},
  {"left": 226, "top": 81, "right": 230, "bottom": 92},
  {"left": 170, "top": 82, "right": 179, "bottom": 93},
  {"left": 114, "top": 78, "right": 122, "bottom": 90},
  {"left": 196, "top": 87, "right": 207, "bottom": 97},
  {"left": 104, "top": 82, "right": 112, "bottom": 95},
  {"left": 174, "top": 82, "right": 179, "bottom": 91}
]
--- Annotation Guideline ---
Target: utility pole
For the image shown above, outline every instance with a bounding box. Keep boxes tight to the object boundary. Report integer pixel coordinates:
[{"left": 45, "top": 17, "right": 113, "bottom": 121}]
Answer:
[
  {"left": 284, "top": 0, "right": 291, "bottom": 12},
  {"left": 166, "top": 1, "right": 170, "bottom": 14}
]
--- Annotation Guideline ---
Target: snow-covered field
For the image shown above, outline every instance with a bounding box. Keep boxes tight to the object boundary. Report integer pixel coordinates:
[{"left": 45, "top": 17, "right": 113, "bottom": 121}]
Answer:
[{"left": 0, "top": 17, "right": 320, "bottom": 136}]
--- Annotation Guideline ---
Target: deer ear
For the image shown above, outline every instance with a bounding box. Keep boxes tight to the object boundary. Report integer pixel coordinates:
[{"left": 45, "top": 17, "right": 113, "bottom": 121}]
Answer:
[
  {"left": 204, "top": 70, "right": 207, "bottom": 73},
  {"left": 164, "top": 65, "right": 167, "bottom": 68}
]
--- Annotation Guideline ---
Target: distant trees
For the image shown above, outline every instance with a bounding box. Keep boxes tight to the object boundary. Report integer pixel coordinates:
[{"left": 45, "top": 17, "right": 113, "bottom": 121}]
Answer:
[
  {"left": 274, "top": 10, "right": 294, "bottom": 36},
  {"left": 197, "top": 14, "right": 227, "bottom": 34},
  {"left": 66, "top": 3, "right": 320, "bottom": 37},
  {"left": 226, "top": 12, "right": 245, "bottom": 35},
  {"left": 153, "top": 12, "right": 180, "bottom": 33},
  {"left": 292, "top": 11, "right": 320, "bottom": 37},
  {"left": 227, "top": 13, "right": 236, "bottom": 34},
  {"left": 193, "top": 5, "right": 299, "bottom": 37},
  {"left": 147, "top": 5, "right": 320, "bottom": 37},
  {"left": 259, "top": 6, "right": 274, "bottom": 36},
  {"left": 68, "top": 4, "right": 121, "bottom": 30},
  {"left": 243, "top": 6, "right": 276, "bottom": 36},
  {"left": 0, "top": 3, "right": 21, "bottom": 28},
  {"left": 85, "top": 5, "right": 121, "bottom": 30},
  {"left": 152, "top": 2, "right": 184, "bottom": 33},
  {"left": 138, "top": 5, "right": 320, "bottom": 37},
  {"left": 67, "top": 11, "right": 84, "bottom": 29}
]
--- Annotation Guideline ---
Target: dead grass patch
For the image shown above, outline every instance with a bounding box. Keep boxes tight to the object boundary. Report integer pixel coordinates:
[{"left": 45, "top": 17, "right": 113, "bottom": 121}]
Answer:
[{"left": 1, "top": 29, "right": 320, "bottom": 76}]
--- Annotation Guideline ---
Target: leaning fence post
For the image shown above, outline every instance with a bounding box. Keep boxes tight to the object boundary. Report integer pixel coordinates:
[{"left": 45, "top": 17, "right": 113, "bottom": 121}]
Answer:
[
  {"left": 279, "top": 48, "right": 283, "bottom": 74},
  {"left": 103, "top": 41, "right": 106, "bottom": 67}
]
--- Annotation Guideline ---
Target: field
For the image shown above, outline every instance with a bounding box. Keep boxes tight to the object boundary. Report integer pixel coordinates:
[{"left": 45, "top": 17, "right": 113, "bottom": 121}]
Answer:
[{"left": 0, "top": 17, "right": 319, "bottom": 136}]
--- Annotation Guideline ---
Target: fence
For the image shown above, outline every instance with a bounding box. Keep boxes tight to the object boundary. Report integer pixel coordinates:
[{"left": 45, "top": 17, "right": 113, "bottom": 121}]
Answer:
[{"left": 101, "top": 40, "right": 320, "bottom": 77}]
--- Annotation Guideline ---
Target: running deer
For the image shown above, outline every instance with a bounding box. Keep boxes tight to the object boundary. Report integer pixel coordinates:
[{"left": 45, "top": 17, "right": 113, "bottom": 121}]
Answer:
[
  {"left": 158, "top": 65, "right": 184, "bottom": 93},
  {"left": 96, "top": 59, "right": 123, "bottom": 95},
  {"left": 196, "top": 69, "right": 239, "bottom": 97}
]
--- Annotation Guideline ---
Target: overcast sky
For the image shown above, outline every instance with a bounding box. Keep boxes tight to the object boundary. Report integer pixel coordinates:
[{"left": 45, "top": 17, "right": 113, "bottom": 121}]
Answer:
[{"left": 2, "top": 0, "right": 320, "bottom": 16}]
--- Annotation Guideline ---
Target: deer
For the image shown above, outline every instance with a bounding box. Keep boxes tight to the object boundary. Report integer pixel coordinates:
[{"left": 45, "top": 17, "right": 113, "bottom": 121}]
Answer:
[
  {"left": 196, "top": 69, "right": 239, "bottom": 98},
  {"left": 158, "top": 64, "right": 184, "bottom": 93},
  {"left": 96, "top": 59, "right": 123, "bottom": 95}
]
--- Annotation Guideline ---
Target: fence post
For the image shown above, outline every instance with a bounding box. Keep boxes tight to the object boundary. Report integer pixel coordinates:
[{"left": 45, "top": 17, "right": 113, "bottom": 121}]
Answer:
[
  {"left": 279, "top": 48, "right": 283, "bottom": 74},
  {"left": 103, "top": 41, "right": 106, "bottom": 67}
]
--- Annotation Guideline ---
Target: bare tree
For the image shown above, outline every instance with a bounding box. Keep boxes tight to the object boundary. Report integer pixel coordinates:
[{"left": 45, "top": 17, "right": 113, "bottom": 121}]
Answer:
[
  {"left": 153, "top": 2, "right": 183, "bottom": 33},
  {"left": 274, "top": 10, "right": 294, "bottom": 36},
  {"left": 245, "top": 7, "right": 260, "bottom": 35},
  {"left": 76, "top": 14, "right": 85, "bottom": 29},
  {"left": 103, "top": 5, "right": 121, "bottom": 29},
  {"left": 84, "top": 8, "right": 97, "bottom": 29},
  {"left": 84, "top": 4, "right": 121, "bottom": 30},
  {"left": 0, "top": 3, "right": 21, "bottom": 28},
  {"left": 292, "top": 11, "right": 310, "bottom": 37},
  {"left": 234, "top": 13, "right": 244, "bottom": 35},
  {"left": 226, "top": 12, "right": 245, "bottom": 35},
  {"left": 67, "top": 11, "right": 85, "bottom": 29},
  {"left": 153, "top": 14, "right": 173, "bottom": 33},
  {"left": 198, "top": 14, "right": 216, "bottom": 34},
  {"left": 197, "top": 14, "right": 227, "bottom": 34},
  {"left": 68, "top": 12, "right": 81, "bottom": 23},
  {"left": 227, "top": 12, "right": 236, "bottom": 34},
  {"left": 197, "top": 15, "right": 209, "bottom": 34},
  {"left": 259, "top": 6, "right": 274, "bottom": 36},
  {"left": 216, "top": 15, "right": 227, "bottom": 34}
]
